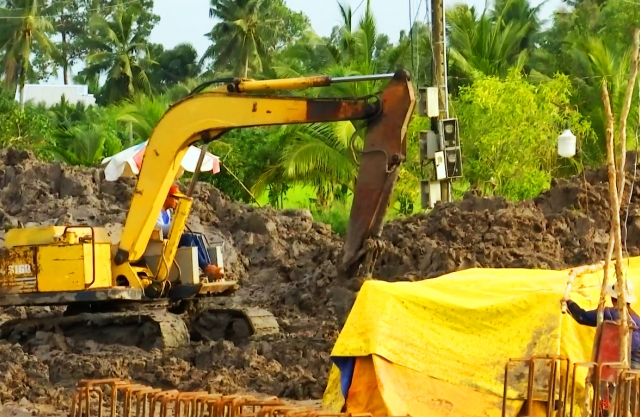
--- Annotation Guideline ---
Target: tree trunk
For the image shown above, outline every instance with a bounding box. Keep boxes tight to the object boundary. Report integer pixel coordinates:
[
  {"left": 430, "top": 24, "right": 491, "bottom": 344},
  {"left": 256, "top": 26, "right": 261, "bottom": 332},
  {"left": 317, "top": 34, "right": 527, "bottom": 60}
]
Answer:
[
  {"left": 617, "top": 28, "right": 640, "bottom": 204},
  {"left": 19, "top": 82, "right": 25, "bottom": 110},
  {"left": 62, "top": 30, "right": 68, "bottom": 85},
  {"left": 244, "top": 55, "right": 249, "bottom": 78}
]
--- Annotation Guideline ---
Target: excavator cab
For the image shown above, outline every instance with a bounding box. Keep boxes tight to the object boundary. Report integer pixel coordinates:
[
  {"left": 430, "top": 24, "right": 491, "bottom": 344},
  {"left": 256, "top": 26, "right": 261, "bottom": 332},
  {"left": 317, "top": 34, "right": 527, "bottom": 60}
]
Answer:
[{"left": 0, "top": 70, "right": 416, "bottom": 350}]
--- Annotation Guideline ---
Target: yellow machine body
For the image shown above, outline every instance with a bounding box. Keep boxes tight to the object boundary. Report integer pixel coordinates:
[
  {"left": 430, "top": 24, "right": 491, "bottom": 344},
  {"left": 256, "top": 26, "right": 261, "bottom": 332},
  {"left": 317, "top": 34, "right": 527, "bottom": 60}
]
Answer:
[
  {"left": 0, "top": 226, "right": 112, "bottom": 294},
  {"left": 0, "top": 71, "right": 416, "bottom": 347}
]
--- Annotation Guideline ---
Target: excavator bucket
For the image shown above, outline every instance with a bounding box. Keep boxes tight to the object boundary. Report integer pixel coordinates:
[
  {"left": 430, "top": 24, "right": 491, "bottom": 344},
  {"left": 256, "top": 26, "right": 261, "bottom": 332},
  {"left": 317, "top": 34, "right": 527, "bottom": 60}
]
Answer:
[{"left": 340, "top": 70, "right": 416, "bottom": 278}]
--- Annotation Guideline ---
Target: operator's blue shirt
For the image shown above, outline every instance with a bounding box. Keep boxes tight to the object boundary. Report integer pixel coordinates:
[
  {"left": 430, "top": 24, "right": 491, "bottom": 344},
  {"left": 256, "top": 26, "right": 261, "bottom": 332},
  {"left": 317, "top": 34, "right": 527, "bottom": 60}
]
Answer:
[
  {"left": 156, "top": 209, "right": 171, "bottom": 236},
  {"left": 155, "top": 208, "right": 211, "bottom": 271},
  {"left": 566, "top": 300, "right": 640, "bottom": 364}
]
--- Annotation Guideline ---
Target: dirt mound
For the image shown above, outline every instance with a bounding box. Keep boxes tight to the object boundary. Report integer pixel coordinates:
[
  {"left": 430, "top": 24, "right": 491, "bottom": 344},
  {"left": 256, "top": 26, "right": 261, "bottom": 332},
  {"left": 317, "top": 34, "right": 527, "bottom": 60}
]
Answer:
[
  {"left": 1, "top": 147, "right": 640, "bottom": 408},
  {"left": 373, "top": 157, "right": 640, "bottom": 281}
]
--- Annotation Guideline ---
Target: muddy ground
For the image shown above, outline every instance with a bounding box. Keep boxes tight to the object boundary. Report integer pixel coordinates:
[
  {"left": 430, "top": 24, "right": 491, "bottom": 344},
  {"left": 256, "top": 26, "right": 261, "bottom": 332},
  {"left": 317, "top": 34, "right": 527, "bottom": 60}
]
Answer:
[{"left": 1, "top": 148, "right": 639, "bottom": 412}]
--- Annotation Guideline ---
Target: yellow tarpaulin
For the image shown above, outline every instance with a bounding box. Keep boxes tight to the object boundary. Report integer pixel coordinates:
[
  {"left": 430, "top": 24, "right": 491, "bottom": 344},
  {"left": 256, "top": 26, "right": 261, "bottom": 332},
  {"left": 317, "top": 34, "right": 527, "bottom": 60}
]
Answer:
[{"left": 322, "top": 257, "right": 640, "bottom": 417}]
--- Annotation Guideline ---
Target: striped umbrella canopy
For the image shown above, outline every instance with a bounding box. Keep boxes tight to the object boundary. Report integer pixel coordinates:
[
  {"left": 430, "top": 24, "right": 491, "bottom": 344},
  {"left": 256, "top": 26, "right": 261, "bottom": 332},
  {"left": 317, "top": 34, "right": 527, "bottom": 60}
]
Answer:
[{"left": 101, "top": 141, "right": 221, "bottom": 182}]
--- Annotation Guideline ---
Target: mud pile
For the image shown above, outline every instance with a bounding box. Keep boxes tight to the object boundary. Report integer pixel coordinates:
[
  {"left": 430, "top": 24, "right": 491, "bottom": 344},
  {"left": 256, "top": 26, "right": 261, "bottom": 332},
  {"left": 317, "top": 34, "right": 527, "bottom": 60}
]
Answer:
[
  {"left": 373, "top": 158, "right": 640, "bottom": 280},
  {"left": 1, "top": 148, "right": 640, "bottom": 410}
]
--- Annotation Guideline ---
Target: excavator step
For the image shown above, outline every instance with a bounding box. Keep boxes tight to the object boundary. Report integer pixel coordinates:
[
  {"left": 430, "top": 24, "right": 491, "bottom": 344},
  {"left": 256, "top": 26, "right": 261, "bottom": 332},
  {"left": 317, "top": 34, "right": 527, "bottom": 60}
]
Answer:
[
  {"left": 0, "top": 287, "right": 144, "bottom": 307},
  {"left": 0, "top": 280, "right": 239, "bottom": 307}
]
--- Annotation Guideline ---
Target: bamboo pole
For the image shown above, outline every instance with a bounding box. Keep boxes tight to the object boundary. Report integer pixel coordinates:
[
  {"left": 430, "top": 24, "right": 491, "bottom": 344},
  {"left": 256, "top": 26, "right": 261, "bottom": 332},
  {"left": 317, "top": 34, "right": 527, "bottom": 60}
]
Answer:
[
  {"left": 599, "top": 26, "right": 640, "bottom": 364},
  {"left": 582, "top": 30, "right": 640, "bottom": 416},
  {"left": 617, "top": 28, "right": 640, "bottom": 202},
  {"left": 617, "top": 28, "right": 640, "bottom": 367},
  {"left": 602, "top": 78, "right": 629, "bottom": 365}
]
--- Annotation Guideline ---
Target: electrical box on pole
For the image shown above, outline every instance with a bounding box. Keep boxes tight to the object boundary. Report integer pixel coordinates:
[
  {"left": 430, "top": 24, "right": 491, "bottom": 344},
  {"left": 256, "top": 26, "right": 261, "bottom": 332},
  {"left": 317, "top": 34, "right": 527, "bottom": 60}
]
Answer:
[
  {"left": 418, "top": 87, "right": 440, "bottom": 118},
  {"left": 439, "top": 118, "right": 463, "bottom": 178},
  {"left": 418, "top": 0, "right": 463, "bottom": 210}
]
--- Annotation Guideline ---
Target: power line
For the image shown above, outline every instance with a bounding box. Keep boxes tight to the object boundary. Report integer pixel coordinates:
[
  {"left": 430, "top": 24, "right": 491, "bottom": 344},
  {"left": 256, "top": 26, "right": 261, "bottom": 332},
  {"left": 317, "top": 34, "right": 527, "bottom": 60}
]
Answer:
[
  {"left": 409, "top": 0, "right": 424, "bottom": 78},
  {"left": 353, "top": 0, "right": 367, "bottom": 14}
]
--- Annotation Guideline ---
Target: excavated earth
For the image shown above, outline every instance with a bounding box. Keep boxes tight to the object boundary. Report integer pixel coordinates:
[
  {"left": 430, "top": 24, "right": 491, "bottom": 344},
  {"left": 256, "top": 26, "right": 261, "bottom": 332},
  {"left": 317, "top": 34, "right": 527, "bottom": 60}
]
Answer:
[{"left": 1, "top": 148, "right": 640, "bottom": 413}]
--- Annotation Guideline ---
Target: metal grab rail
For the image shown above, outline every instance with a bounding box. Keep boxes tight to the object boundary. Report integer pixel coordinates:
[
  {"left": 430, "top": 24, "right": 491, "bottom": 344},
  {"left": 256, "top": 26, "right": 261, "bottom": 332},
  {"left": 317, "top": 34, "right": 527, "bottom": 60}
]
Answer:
[{"left": 502, "top": 356, "right": 640, "bottom": 416}]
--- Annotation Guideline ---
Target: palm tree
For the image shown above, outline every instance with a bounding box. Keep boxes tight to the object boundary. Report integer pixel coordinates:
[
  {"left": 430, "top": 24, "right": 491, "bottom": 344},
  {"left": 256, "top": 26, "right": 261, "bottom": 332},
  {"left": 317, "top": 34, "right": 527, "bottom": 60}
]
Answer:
[
  {"left": 255, "top": 0, "right": 413, "bottom": 208},
  {"left": 202, "top": 0, "right": 276, "bottom": 78},
  {"left": 252, "top": 122, "right": 360, "bottom": 208},
  {"left": 446, "top": 4, "right": 530, "bottom": 79},
  {"left": 148, "top": 43, "right": 202, "bottom": 91},
  {"left": 571, "top": 36, "right": 638, "bottom": 153},
  {"left": 48, "top": 0, "right": 84, "bottom": 85},
  {"left": 77, "top": 4, "right": 154, "bottom": 104},
  {"left": 490, "top": 0, "right": 545, "bottom": 52},
  {"left": 0, "top": 0, "right": 56, "bottom": 107},
  {"left": 110, "top": 92, "right": 170, "bottom": 146},
  {"left": 277, "top": 0, "right": 411, "bottom": 98},
  {"left": 47, "top": 123, "right": 123, "bottom": 166}
]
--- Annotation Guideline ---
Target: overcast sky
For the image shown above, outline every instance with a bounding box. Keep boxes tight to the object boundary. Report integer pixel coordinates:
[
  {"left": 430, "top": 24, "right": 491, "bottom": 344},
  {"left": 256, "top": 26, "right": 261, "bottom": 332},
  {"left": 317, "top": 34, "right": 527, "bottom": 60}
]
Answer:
[{"left": 48, "top": 0, "right": 563, "bottom": 85}]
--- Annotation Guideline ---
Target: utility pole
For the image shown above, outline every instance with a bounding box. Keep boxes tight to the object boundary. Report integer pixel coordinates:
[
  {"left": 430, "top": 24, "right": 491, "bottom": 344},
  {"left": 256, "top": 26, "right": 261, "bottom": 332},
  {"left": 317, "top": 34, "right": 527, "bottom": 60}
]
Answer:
[
  {"left": 418, "top": 0, "right": 462, "bottom": 209},
  {"left": 431, "top": 0, "right": 450, "bottom": 203}
]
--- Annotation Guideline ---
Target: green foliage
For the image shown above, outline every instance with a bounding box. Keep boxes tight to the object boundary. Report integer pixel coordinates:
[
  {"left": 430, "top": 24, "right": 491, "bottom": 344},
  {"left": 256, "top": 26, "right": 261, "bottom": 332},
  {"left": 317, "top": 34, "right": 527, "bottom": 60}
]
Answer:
[
  {"left": 0, "top": 90, "right": 53, "bottom": 152},
  {"left": 204, "top": 127, "right": 279, "bottom": 203},
  {"left": 0, "top": 0, "right": 57, "bottom": 104},
  {"left": 454, "top": 70, "right": 597, "bottom": 200},
  {"left": 44, "top": 99, "right": 123, "bottom": 165},
  {"left": 253, "top": 122, "right": 360, "bottom": 208},
  {"left": 0, "top": 0, "right": 635, "bottom": 231},
  {"left": 202, "top": 0, "right": 308, "bottom": 77},
  {"left": 147, "top": 43, "right": 202, "bottom": 92},
  {"left": 76, "top": 2, "right": 154, "bottom": 104},
  {"left": 311, "top": 201, "right": 350, "bottom": 236}
]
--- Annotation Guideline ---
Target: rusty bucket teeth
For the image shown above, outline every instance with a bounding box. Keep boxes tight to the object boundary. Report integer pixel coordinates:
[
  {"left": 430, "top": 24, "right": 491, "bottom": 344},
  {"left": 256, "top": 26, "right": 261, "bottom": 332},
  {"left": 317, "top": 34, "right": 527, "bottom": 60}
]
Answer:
[{"left": 69, "top": 378, "right": 411, "bottom": 417}]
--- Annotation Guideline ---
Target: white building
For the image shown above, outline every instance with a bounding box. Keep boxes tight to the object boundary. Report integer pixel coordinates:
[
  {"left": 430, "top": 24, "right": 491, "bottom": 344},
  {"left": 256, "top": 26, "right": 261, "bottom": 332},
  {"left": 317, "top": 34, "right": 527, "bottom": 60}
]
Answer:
[{"left": 15, "top": 84, "right": 96, "bottom": 107}]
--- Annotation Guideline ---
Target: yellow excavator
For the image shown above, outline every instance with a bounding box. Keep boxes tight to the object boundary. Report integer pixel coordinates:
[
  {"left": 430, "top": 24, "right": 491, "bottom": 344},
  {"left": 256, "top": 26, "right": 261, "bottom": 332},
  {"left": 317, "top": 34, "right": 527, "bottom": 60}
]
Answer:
[{"left": 0, "top": 70, "right": 416, "bottom": 350}]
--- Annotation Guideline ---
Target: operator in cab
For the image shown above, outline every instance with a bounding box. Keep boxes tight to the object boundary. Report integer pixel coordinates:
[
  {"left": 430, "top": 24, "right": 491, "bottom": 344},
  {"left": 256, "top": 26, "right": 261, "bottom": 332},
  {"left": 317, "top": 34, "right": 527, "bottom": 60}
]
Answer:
[
  {"left": 156, "top": 184, "right": 224, "bottom": 281},
  {"left": 564, "top": 281, "right": 640, "bottom": 369}
]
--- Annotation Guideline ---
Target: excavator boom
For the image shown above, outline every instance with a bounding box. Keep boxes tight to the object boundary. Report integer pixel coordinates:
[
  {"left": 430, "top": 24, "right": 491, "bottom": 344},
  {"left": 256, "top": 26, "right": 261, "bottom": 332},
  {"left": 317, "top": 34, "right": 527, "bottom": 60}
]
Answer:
[
  {"left": 0, "top": 70, "right": 416, "bottom": 352},
  {"left": 114, "top": 69, "right": 416, "bottom": 285}
]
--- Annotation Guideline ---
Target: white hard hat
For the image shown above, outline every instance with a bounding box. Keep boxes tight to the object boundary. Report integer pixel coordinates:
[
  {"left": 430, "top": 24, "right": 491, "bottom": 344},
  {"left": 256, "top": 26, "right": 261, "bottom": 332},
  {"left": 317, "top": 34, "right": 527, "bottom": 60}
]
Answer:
[{"left": 606, "top": 281, "right": 637, "bottom": 303}]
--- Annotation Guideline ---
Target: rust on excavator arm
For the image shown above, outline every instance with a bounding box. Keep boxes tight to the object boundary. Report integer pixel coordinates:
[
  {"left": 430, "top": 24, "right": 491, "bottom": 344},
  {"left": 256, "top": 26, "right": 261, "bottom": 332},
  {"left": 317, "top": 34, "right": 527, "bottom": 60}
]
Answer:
[{"left": 340, "top": 71, "right": 416, "bottom": 278}]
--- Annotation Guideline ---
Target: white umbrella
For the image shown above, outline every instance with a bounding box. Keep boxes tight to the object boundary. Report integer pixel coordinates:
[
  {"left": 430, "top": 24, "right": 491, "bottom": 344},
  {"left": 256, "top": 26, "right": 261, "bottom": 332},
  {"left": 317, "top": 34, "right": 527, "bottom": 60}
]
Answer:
[{"left": 101, "top": 140, "right": 221, "bottom": 181}]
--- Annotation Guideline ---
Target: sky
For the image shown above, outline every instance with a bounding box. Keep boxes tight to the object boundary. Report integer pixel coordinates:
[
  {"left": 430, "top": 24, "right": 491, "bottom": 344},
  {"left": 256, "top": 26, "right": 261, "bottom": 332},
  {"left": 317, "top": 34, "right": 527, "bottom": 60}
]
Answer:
[
  {"left": 149, "top": 0, "right": 563, "bottom": 56},
  {"left": 48, "top": 0, "right": 564, "bottom": 85}
]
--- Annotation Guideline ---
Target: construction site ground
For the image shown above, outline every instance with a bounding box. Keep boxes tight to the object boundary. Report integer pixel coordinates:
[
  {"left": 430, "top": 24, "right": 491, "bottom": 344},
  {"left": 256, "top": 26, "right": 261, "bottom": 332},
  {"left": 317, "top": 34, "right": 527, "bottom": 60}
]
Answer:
[{"left": 0, "top": 148, "right": 639, "bottom": 415}]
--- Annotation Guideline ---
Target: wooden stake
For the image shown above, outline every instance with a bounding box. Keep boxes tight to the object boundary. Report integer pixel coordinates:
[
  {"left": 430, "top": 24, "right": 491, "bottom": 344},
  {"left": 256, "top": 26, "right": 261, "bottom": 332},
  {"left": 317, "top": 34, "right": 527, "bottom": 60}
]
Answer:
[
  {"left": 617, "top": 28, "right": 640, "bottom": 367},
  {"left": 617, "top": 28, "right": 640, "bottom": 203},
  {"left": 584, "top": 29, "right": 640, "bottom": 413},
  {"left": 602, "top": 78, "right": 629, "bottom": 365}
]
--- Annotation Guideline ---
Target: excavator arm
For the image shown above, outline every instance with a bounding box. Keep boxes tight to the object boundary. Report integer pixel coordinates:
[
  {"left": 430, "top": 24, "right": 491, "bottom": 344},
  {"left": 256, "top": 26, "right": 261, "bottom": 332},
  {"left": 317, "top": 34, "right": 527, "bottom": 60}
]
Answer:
[{"left": 112, "top": 70, "right": 415, "bottom": 288}]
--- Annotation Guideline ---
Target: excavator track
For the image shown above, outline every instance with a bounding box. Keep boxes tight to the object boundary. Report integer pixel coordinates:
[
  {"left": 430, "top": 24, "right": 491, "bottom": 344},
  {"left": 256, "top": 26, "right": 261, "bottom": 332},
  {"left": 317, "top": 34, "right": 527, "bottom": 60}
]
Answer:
[
  {"left": 0, "top": 301, "right": 191, "bottom": 351},
  {"left": 0, "top": 296, "right": 280, "bottom": 351},
  {"left": 185, "top": 297, "right": 280, "bottom": 343}
]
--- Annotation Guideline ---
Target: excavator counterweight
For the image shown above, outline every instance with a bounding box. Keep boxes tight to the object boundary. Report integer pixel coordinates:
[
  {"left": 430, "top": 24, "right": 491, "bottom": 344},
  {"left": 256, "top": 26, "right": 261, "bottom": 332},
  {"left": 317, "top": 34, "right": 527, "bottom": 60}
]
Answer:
[{"left": 0, "top": 70, "right": 416, "bottom": 350}]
